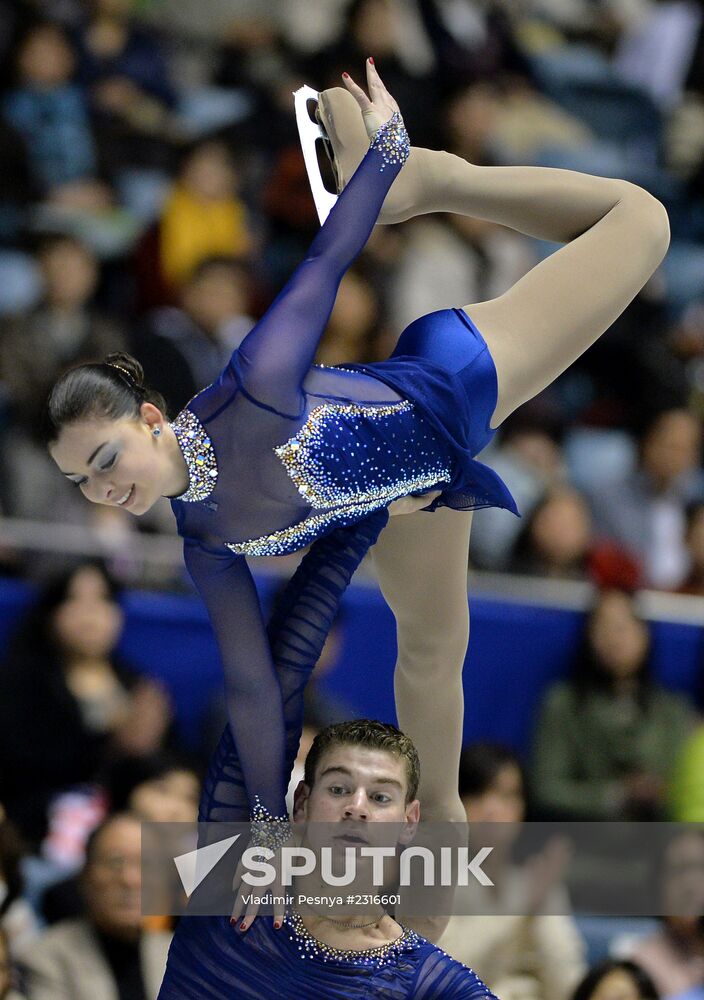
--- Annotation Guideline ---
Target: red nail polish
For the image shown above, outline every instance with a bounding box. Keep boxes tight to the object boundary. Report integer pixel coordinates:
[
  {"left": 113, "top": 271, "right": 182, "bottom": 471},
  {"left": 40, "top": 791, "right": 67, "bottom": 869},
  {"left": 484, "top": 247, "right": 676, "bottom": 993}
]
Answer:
[
  {"left": 274, "top": 920, "right": 281, "bottom": 930},
  {"left": 342, "top": 72, "right": 349, "bottom": 78},
  {"left": 229, "top": 918, "right": 236, "bottom": 927},
  {"left": 369, "top": 56, "right": 374, "bottom": 64},
  {"left": 239, "top": 922, "right": 247, "bottom": 931}
]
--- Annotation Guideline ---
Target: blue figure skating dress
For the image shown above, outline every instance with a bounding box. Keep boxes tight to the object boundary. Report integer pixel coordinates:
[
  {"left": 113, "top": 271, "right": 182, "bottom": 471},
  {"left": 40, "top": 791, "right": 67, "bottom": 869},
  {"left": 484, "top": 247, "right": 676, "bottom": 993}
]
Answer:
[
  {"left": 168, "top": 113, "right": 518, "bottom": 830},
  {"left": 158, "top": 513, "right": 501, "bottom": 1000}
]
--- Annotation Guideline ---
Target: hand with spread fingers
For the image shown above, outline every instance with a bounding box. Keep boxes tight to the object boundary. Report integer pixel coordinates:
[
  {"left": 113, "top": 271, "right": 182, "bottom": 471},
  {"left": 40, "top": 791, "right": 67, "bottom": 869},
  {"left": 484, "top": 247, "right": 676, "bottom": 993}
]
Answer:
[
  {"left": 231, "top": 843, "right": 288, "bottom": 935},
  {"left": 342, "top": 58, "right": 402, "bottom": 139}
]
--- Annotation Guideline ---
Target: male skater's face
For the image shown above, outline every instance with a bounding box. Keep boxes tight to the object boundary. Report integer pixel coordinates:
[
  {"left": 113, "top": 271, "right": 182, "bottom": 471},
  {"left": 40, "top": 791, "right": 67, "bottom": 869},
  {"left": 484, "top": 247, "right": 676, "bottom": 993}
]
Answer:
[{"left": 292, "top": 744, "right": 419, "bottom": 857}]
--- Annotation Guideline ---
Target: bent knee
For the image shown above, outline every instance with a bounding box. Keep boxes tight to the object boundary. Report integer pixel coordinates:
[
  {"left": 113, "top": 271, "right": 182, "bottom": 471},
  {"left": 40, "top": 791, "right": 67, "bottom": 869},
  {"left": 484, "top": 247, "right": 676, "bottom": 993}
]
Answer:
[{"left": 621, "top": 182, "right": 671, "bottom": 265}]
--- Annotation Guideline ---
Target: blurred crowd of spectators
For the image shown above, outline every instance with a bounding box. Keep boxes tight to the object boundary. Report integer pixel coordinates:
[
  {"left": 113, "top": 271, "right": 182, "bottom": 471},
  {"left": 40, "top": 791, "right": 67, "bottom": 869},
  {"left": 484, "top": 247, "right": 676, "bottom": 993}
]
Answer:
[
  {"left": 0, "top": 557, "right": 700, "bottom": 995},
  {"left": 0, "top": 603, "right": 702, "bottom": 999},
  {"left": 1, "top": 0, "right": 704, "bottom": 997},
  {"left": 2, "top": 0, "right": 704, "bottom": 592},
  {"left": 0, "top": 558, "right": 700, "bottom": 997}
]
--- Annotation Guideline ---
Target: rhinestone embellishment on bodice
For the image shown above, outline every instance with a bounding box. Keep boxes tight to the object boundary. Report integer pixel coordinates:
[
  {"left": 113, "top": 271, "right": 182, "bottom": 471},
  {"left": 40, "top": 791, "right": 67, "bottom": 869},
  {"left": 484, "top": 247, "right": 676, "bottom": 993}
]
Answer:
[
  {"left": 171, "top": 409, "right": 218, "bottom": 502},
  {"left": 225, "top": 499, "right": 394, "bottom": 557},
  {"left": 224, "top": 399, "right": 451, "bottom": 557},
  {"left": 273, "top": 400, "right": 450, "bottom": 510}
]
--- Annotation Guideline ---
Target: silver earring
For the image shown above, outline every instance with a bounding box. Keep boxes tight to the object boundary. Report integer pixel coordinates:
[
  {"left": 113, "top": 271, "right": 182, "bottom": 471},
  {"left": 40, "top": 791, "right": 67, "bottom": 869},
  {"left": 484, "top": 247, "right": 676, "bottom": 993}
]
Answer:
[{"left": 153, "top": 427, "right": 161, "bottom": 438}]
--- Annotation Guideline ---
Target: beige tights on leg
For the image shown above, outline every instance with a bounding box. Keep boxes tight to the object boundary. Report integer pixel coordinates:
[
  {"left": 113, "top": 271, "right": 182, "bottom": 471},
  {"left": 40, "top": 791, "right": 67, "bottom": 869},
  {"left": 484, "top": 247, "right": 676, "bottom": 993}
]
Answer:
[
  {"left": 371, "top": 507, "right": 472, "bottom": 825},
  {"left": 316, "top": 87, "right": 670, "bottom": 823},
  {"left": 317, "top": 87, "right": 670, "bottom": 423}
]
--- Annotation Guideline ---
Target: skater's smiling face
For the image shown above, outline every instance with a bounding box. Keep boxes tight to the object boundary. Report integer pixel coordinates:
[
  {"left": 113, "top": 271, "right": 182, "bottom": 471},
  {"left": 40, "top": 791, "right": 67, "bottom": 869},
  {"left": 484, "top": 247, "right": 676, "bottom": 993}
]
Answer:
[
  {"left": 49, "top": 405, "right": 180, "bottom": 515},
  {"left": 46, "top": 357, "right": 189, "bottom": 514}
]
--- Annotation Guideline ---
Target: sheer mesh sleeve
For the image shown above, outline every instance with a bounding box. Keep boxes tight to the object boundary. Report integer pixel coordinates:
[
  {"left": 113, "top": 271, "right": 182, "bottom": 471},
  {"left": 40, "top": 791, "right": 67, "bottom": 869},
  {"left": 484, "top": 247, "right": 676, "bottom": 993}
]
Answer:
[
  {"left": 414, "top": 950, "right": 499, "bottom": 1000},
  {"left": 234, "top": 114, "right": 410, "bottom": 416},
  {"left": 197, "top": 509, "right": 389, "bottom": 824},
  {"left": 183, "top": 540, "right": 287, "bottom": 825}
]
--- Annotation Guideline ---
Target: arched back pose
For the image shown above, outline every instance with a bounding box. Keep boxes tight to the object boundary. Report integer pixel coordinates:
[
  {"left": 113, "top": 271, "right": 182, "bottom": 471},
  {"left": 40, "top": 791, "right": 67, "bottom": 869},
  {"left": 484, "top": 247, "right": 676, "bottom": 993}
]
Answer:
[{"left": 46, "top": 63, "right": 670, "bottom": 917}]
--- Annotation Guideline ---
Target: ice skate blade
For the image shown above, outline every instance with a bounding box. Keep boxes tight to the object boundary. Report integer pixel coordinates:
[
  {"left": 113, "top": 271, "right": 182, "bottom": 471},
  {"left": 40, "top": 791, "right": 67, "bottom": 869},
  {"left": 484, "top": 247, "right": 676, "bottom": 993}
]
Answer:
[{"left": 293, "top": 85, "right": 338, "bottom": 225}]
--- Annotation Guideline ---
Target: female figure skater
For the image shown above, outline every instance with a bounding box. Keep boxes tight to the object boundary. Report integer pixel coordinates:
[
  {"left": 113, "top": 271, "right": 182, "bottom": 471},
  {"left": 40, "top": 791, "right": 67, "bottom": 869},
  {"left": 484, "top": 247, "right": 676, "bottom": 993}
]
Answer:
[{"left": 46, "top": 62, "right": 670, "bottom": 885}]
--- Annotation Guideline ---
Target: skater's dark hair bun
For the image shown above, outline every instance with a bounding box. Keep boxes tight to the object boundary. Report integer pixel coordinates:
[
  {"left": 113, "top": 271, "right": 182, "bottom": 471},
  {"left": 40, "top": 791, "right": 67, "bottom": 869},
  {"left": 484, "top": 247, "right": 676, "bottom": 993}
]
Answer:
[{"left": 45, "top": 351, "right": 168, "bottom": 444}]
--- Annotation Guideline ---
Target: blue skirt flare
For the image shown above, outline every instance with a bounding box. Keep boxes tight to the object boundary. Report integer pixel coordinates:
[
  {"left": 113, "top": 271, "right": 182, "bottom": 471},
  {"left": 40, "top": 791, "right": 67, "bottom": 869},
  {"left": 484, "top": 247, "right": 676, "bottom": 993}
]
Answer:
[{"left": 349, "top": 308, "right": 519, "bottom": 515}]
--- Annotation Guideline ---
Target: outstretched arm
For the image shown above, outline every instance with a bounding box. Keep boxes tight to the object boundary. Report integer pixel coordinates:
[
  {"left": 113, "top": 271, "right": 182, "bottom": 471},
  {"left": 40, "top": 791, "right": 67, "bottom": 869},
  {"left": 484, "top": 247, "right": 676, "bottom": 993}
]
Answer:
[
  {"left": 234, "top": 62, "right": 409, "bottom": 415},
  {"left": 196, "top": 510, "right": 389, "bottom": 826},
  {"left": 184, "top": 541, "right": 288, "bottom": 828}
]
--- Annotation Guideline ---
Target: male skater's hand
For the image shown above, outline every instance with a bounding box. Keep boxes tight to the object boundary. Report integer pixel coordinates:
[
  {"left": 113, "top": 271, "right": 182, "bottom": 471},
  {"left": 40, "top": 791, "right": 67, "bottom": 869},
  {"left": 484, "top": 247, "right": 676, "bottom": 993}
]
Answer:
[{"left": 342, "top": 58, "right": 401, "bottom": 139}]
